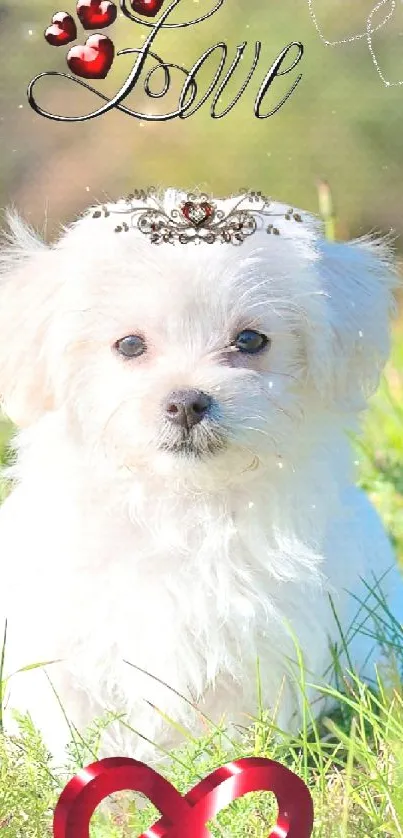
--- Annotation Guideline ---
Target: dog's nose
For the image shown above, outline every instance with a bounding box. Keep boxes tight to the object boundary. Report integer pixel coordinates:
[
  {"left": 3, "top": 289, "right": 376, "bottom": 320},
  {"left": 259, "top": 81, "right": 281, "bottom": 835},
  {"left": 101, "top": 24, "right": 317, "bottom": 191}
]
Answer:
[{"left": 164, "top": 389, "right": 213, "bottom": 430}]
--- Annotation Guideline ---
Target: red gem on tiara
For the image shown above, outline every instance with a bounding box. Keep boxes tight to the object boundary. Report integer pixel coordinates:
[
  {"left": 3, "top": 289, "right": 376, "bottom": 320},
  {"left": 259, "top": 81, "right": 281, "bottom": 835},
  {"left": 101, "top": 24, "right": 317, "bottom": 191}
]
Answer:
[{"left": 181, "top": 201, "right": 215, "bottom": 227}]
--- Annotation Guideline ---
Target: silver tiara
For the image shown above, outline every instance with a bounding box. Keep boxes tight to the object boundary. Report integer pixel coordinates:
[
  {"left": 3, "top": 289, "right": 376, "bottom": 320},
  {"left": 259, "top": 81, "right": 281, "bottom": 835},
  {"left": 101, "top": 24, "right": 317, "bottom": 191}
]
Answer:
[{"left": 92, "top": 188, "right": 303, "bottom": 245}]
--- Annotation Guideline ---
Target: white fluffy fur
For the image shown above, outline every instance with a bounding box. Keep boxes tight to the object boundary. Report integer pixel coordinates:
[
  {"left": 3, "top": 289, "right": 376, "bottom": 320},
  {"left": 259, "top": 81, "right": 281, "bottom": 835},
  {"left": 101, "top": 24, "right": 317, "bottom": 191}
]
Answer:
[{"left": 0, "top": 189, "right": 402, "bottom": 765}]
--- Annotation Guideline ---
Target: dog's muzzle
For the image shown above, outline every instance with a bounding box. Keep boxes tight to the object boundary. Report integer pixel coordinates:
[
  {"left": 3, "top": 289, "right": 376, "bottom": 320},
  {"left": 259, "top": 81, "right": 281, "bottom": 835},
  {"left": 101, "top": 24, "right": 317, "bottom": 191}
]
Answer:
[
  {"left": 158, "top": 389, "right": 227, "bottom": 458},
  {"left": 163, "top": 389, "right": 213, "bottom": 431}
]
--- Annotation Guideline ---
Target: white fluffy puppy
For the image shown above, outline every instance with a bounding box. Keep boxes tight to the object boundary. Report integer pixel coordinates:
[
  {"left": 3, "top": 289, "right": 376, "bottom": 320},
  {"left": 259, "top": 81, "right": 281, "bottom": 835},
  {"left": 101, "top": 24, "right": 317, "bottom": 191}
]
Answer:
[{"left": 0, "top": 188, "right": 401, "bottom": 764}]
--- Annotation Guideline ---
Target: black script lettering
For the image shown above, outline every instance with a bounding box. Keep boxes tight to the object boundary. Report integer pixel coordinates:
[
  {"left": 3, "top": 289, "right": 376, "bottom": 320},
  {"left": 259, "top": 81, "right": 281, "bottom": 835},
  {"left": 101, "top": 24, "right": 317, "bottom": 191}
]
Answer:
[
  {"left": 179, "top": 43, "right": 228, "bottom": 118},
  {"left": 28, "top": 51, "right": 195, "bottom": 122},
  {"left": 255, "top": 42, "right": 304, "bottom": 118},
  {"left": 27, "top": 0, "right": 305, "bottom": 124},
  {"left": 210, "top": 41, "right": 261, "bottom": 119}
]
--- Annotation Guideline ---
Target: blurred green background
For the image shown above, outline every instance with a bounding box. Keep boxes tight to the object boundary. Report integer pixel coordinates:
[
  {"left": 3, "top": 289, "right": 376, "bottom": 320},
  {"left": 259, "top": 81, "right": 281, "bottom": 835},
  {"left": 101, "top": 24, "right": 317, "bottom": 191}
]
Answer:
[
  {"left": 0, "top": 0, "right": 403, "bottom": 242},
  {"left": 1, "top": 0, "right": 403, "bottom": 492}
]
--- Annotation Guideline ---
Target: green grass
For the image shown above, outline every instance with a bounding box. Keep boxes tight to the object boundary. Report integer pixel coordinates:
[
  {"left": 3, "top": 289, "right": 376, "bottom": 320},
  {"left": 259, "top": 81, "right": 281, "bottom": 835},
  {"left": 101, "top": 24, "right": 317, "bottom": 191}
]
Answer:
[{"left": 1, "top": 336, "right": 403, "bottom": 837}]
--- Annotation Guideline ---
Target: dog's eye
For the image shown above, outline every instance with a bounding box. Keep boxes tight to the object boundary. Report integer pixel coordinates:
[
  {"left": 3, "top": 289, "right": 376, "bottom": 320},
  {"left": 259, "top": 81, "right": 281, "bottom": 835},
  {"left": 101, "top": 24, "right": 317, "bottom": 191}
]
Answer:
[
  {"left": 233, "top": 330, "right": 269, "bottom": 354},
  {"left": 114, "top": 335, "right": 146, "bottom": 358}
]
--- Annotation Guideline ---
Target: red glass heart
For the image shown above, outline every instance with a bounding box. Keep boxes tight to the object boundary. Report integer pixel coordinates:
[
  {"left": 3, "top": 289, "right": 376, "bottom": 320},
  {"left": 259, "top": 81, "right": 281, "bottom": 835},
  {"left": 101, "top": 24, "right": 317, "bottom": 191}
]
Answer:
[
  {"left": 77, "top": 0, "right": 117, "bottom": 30},
  {"left": 181, "top": 201, "right": 215, "bottom": 227},
  {"left": 130, "top": 0, "right": 165, "bottom": 18},
  {"left": 67, "top": 34, "right": 114, "bottom": 79},
  {"left": 45, "top": 12, "right": 77, "bottom": 46},
  {"left": 53, "top": 756, "right": 314, "bottom": 838}
]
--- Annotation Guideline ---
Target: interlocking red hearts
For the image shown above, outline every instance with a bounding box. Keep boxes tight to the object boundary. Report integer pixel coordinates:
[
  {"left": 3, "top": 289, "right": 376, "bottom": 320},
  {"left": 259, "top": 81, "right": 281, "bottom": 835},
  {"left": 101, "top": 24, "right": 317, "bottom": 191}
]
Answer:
[
  {"left": 67, "top": 34, "right": 114, "bottom": 79},
  {"left": 53, "top": 756, "right": 314, "bottom": 838},
  {"left": 131, "top": 0, "right": 165, "bottom": 17},
  {"left": 77, "top": 0, "right": 117, "bottom": 29},
  {"left": 45, "top": 12, "right": 77, "bottom": 46}
]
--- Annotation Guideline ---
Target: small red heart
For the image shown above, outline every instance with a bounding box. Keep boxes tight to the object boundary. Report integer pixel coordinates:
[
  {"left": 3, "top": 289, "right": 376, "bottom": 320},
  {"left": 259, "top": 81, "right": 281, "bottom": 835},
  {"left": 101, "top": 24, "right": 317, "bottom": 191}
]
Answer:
[
  {"left": 53, "top": 756, "right": 314, "bottom": 838},
  {"left": 45, "top": 12, "right": 77, "bottom": 46},
  {"left": 67, "top": 33, "right": 114, "bottom": 79},
  {"left": 181, "top": 201, "right": 215, "bottom": 227},
  {"left": 131, "top": 0, "right": 165, "bottom": 17},
  {"left": 77, "top": 0, "right": 117, "bottom": 29}
]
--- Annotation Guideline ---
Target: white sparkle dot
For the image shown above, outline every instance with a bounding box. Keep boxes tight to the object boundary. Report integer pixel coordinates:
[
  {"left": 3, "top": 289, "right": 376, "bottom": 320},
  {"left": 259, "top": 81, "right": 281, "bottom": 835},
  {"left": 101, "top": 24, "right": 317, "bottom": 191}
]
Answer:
[
  {"left": 354, "top": 460, "right": 359, "bottom": 466},
  {"left": 18, "top": 105, "right": 23, "bottom": 109},
  {"left": 311, "top": 504, "right": 316, "bottom": 510},
  {"left": 86, "top": 186, "right": 90, "bottom": 192},
  {"left": 268, "top": 381, "right": 274, "bottom": 389},
  {"left": 278, "top": 462, "right": 284, "bottom": 469},
  {"left": 28, "top": 29, "right": 33, "bottom": 35},
  {"left": 248, "top": 502, "right": 254, "bottom": 509},
  {"left": 358, "top": 330, "right": 363, "bottom": 338}
]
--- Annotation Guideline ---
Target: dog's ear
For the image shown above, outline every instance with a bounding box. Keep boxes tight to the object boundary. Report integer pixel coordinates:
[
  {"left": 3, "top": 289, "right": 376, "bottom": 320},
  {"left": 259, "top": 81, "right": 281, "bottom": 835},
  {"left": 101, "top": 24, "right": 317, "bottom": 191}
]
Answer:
[
  {"left": 304, "top": 234, "right": 399, "bottom": 411},
  {"left": 0, "top": 212, "right": 62, "bottom": 427}
]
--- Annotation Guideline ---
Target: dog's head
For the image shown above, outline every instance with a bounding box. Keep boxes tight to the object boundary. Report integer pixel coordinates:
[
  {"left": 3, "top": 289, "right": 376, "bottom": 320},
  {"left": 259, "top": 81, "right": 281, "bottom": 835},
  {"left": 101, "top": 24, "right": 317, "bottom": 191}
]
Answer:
[{"left": 0, "top": 190, "right": 398, "bottom": 484}]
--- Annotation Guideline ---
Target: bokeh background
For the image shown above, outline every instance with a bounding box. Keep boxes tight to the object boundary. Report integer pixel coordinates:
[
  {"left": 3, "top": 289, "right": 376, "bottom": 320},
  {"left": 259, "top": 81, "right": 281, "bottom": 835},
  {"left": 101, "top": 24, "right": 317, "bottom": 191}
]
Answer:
[
  {"left": 3, "top": 7, "right": 403, "bottom": 832},
  {"left": 0, "top": 0, "right": 403, "bottom": 242},
  {"left": 0, "top": 0, "right": 403, "bottom": 523}
]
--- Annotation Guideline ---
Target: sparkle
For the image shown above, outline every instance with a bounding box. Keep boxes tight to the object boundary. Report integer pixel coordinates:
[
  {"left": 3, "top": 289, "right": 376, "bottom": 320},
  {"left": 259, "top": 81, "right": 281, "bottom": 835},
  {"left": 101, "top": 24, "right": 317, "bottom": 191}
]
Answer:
[
  {"left": 248, "top": 502, "right": 254, "bottom": 509},
  {"left": 308, "top": 0, "right": 403, "bottom": 88},
  {"left": 358, "top": 330, "right": 364, "bottom": 338},
  {"left": 278, "top": 462, "right": 284, "bottom": 469},
  {"left": 268, "top": 381, "right": 274, "bottom": 389}
]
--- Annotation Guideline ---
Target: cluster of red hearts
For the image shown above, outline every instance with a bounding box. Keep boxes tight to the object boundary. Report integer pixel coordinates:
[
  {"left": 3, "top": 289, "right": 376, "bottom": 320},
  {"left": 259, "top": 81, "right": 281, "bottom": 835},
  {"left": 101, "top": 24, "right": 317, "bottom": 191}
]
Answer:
[
  {"left": 45, "top": 0, "right": 164, "bottom": 79},
  {"left": 53, "top": 755, "right": 314, "bottom": 837}
]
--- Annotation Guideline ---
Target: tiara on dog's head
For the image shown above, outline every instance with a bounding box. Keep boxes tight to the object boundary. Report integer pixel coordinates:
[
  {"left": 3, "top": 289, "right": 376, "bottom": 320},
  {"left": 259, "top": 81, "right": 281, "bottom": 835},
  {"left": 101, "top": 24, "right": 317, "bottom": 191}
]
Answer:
[{"left": 92, "top": 188, "right": 303, "bottom": 245}]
